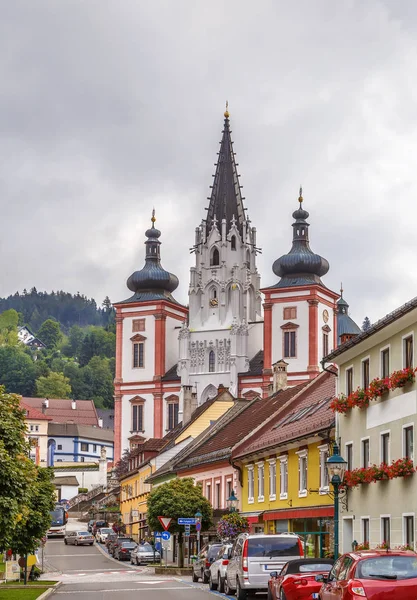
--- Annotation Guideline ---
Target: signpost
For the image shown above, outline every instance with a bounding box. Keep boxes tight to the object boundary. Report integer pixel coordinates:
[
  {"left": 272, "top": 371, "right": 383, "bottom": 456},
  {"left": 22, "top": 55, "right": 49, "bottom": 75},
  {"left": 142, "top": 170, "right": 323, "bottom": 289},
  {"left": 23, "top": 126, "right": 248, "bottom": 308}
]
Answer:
[
  {"left": 178, "top": 517, "right": 196, "bottom": 525},
  {"left": 161, "top": 531, "right": 171, "bottom": 541},
  {"left": 184, "top": 524, "right": 191, "bottom": 536},
  {"left": 154, "top": 532, "right": 162, "bottom": 538},
  {"left": 161, "top": 531, "right": 170, "bottom": 568},
  {"left": 157, "top": 516, "right": 173, "bottom": 531}
]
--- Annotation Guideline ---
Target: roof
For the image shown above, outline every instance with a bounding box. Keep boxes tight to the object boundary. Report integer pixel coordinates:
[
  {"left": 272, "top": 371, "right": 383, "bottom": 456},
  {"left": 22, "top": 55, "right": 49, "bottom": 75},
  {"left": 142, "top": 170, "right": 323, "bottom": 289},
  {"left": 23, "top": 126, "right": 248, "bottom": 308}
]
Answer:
[
  {"left": 284, "top": 558, "right": 334, "bottom": 574},
  {"left": 233, "top": 371, "right": 336, "bottom": 459},
  {"left": 161, "top": 363, "right": 180, "bottom": 381},
  {"left": 176, "top": 383, "right": 311, "bottom": 469},
  {"left": 130, "top": 438, "right": 169, "bottom": 454},
  {"left": 20, "top": 401, "right": 52, "bottom": 421},
  {"left": 239, "top": 350, "right": 264, "bottom": 376},
  {"left": 22, "top": 397, "right": 99, "bottom": 426},
  {"left": 96, "top": 408, "right": 115, "bottom": 430},
  {"left": 336, "top": 294, "right": 361, "bottom": 342},
  {"left": 53, "top": 476, "right": 79, "bottom": 486},
  {"left": 325, "top": 295, "right": 417, "bottom": 362},
  {"left": 48, "top": 422, "right": 114, "bottom": 443}
]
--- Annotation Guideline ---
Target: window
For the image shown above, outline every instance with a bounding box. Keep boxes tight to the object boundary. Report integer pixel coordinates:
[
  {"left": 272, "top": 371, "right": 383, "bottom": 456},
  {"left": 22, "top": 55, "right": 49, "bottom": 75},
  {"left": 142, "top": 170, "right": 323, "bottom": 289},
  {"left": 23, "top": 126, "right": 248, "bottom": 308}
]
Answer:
[
  {"left": 80, "top": 442, "right": 88, "bottom": 452},
  {"left": 381, "top": 432, "right": 390, "bottom": 464},
  {"left": 132, "top": 404, "right": 144, "bottom": 432},
  {"left": 297, "top": 451, "right": 308, "bottom": 497},
  {"left": 269, "top": 460, "right": 276, "bottom": 500},
  {"left": 231, "top": 235, "right": 236, "bottom": 250},
  {"left": 209, "top": 350, "right": 215, "bottom": 373},
  {"left": 346, "top": 367, "right": 353, "bottom": 396},
  {"left": 362, "top": 438, "right": 370, "bottom": 468},
  {"left": 319, "top": 446, "right": 329, "bottom": 492},
  {"left": 132, "top": 319, "right": 145, "bottom": 332},
  {"left": 257, "top": 462, "right": 265, "bottom": 501},
  {"left": 284, "top": 331, "right": 296, "bottom": 358},
  {"left": 404, "top": 336, "right": 414, "bottom": 369},
  {"left": 404, "top": 426, "right": 414, "bottom": 461},
  {"left": 381, "top": 348, "right": 390, "bottom": 378},
  {"left": 30, "top": 424, "right": 39, "bottom": 432},
  {"left": 404, "top": 515, "right": 415, "bottom": 548},
  {"left": 210, "top": 247, "right": 220, "bottom": 266},
  {"left": 279, "top": 457, "right": 288, "bottom": 499},
  {"left": 346, "top": 443, "right": 353, "bottom": 471},
  {"left": 362, "top": 358, "right": 370, "bottom": 389},
  {"left": 57, "top": 444, "right": 62, "bottom": 450},
  {"left": 80, "top": 456, "right": 85, "bottom": 462},
  {"left": 247, "top": 467, "right": 254, "bottom": 503},
  {"left": 226, "top": 479, "right": 233, "bottom": 502},
  {"left": 362, "top": 518, "right": 370, "bottom": 544},
  {"left": 381, "top": 516, "right": 391, "bottom": 545},
  {"left": 283, "top": 307, "right": 297, "bottom": 320},
  {"left": 168, "top": 402, "right": 179, "bottom": 430},
  {"left": 206, "top": 482, "right": 211, "bottom": 503},
  {"left": 133, "top": 342, "right": 144, "bottom": 368},
  {"left": 323, "top": 333, "right": 329, "bottom": 358},
  {"left": 215, "top": 482, "right": 221, "bottom": 509}
]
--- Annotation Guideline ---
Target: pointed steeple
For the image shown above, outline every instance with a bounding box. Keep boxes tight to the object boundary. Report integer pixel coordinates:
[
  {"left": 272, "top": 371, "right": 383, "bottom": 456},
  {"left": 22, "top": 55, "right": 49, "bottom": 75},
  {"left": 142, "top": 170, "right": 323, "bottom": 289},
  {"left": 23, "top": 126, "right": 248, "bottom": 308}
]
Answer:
[
  {"left": 205, "top": 103, "right": 246, "bottom": 236},
  {"left": 336, "top": 286, "right": 361, "bottom": 344}
]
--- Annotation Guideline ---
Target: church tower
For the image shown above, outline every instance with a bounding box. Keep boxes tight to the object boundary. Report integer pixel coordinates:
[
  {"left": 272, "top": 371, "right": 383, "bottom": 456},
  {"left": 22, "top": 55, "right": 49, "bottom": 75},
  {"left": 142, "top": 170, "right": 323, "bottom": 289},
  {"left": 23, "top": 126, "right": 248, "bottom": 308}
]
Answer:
[
  {"left": 261, "top": 189, "right": 339, "bottom": 394},
  {"left": 178, "top": 106, "right": 262, "bottom": 405}
]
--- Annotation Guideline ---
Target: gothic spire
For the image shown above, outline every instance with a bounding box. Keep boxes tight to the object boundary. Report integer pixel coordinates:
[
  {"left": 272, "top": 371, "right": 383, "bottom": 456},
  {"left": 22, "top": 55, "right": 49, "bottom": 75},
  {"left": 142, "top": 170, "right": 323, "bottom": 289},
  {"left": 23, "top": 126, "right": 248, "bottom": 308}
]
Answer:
[{"left": 205, "top": 104, "right": 246, "bottom": 236}]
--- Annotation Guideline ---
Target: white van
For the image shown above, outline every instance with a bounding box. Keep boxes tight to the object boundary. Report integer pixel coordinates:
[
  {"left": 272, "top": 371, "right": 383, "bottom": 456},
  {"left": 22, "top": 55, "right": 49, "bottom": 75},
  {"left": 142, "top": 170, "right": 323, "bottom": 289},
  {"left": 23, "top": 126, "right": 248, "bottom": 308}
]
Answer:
[{"left": 224, "top": 533, "right": 304, "bottom": 598}]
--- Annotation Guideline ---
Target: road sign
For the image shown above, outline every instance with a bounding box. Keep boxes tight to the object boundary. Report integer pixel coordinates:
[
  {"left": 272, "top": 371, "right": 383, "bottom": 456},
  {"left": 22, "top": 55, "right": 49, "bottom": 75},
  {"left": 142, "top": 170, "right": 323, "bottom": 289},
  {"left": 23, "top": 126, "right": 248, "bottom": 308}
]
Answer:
[
  {"left": 154, "top": 532, "right": 162, "bottom": 538},
  {"left": 158, "top": 516, "right": 173, "bottom": 531},
  {"left": 161, "top": 531, "right": 171, "bottom": 541},
  {"left": 196, "top": 521, "right": 201, "bottom": 531},
  {"left": 178, "top": 517, "right": 196, "bottom": 525},
  {"left": 184, "top": 524, "right": 191, "bottom": 536}
]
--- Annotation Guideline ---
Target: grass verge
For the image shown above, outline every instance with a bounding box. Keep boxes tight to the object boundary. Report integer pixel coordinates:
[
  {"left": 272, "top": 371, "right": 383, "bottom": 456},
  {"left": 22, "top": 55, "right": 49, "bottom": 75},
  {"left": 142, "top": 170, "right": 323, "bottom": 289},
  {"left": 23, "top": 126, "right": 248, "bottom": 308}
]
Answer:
[{"left": 0, "top": 588, "right": 49, "bottom": 600}]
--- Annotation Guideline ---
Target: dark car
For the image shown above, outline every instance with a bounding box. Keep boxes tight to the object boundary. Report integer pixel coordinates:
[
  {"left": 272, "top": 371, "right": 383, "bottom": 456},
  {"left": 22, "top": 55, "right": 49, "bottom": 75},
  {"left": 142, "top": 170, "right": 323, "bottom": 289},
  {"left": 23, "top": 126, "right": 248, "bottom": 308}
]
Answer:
[
  {"left": 192, "top": 543, "right": 223, "bottom": 584},
  {"left": 110, "top": 536, "right": 133, "bottom": 557},
  {"left": 268, "top": 558, "right": 334, "bottom": 600},
  {"left": 92, "top": 520, "right": 109, "bottom": 536},
  {"left": 87, "top": 520, "right": 95, "bottom": 533},
  {"left": 105, "top": 532, "right": 118, "bottom": 551},
  {"left": 114, "top": 541, "right": 137, "bottom": 561}
]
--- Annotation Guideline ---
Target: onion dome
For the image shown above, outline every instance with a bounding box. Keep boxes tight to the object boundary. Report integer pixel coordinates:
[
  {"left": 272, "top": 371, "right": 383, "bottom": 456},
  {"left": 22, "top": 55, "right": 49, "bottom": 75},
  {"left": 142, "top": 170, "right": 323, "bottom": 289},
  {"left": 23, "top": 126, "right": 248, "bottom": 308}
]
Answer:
[
  {"left": 336, "top": 285, "right": 361, "bottom": 345},
  {"left": 272, "top": 189, "right": 329, "bottom": 287},
  {"left": 123, "top": 210, "right": 179, "bottom": 303}
]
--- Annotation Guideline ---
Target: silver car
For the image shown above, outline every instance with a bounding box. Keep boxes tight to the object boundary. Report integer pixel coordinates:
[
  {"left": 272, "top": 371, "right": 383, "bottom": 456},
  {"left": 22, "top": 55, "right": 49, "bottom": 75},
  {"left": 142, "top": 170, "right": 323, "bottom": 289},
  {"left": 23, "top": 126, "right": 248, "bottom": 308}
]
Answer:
[
  {"left": 224, "top": 533, "right": 304, "bottom": 598},
  {"left": 130, "top": 542, "right": 161, "bottom": 565},
  {"left": 64, "top": 531, "right": 94, "bottom": 546},
  {"left": 208, "top": 543, "right": 232, "bottom": 593},
  {"left": 96, "top": 527, "right": 114, "bottom": 544}
]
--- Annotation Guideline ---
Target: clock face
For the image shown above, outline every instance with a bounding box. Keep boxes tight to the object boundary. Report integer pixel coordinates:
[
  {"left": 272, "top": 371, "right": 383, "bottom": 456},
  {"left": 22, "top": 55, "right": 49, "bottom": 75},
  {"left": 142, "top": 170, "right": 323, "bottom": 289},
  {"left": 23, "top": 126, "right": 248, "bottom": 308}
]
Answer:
[{"left": 323, "top": 309, "right": 329, "bottom": 323}]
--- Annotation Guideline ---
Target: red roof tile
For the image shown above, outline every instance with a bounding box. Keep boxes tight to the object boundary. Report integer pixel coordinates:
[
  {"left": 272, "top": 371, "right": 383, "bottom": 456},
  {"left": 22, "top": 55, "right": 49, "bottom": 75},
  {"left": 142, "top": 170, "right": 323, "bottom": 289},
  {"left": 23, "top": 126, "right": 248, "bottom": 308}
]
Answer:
[
  {"left": 22, "top": 397, "right": 99, "bottom": 426},
  {"left": 20, "top": 401, "right": 52, "bottom": 421}
]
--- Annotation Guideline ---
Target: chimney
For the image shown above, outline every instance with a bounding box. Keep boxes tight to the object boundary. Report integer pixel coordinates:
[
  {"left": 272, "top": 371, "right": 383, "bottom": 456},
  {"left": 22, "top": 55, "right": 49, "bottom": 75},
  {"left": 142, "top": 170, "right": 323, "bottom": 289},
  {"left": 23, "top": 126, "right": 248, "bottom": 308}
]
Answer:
[
  {"left": 273, "top": 360, "right": 288, "bottom": 393},
  {"left": 71, "top": 400, "right": 76, "bottom": 410},
  {"left": 217, "top": 383, "right": 229, "bottom": 394},
  {"left": 98, "top": 417, "right": 103, "bottom": 428},
  {"left": 190, "top": 392, "right": 198, "bottom": 416},
  {"left": 183, "top": 385, "right": 193, "bottom": 424}
]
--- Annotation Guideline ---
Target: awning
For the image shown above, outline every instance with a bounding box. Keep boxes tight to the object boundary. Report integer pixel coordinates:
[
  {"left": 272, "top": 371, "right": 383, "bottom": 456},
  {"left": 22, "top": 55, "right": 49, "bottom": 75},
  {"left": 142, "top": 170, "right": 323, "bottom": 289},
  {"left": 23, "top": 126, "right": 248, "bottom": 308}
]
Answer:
[
  {"left": 240, "top": 511, "right": 264, "bottom": 524},
  {"left": 263, "top": 506, "right": 334, "bottom": 521}
]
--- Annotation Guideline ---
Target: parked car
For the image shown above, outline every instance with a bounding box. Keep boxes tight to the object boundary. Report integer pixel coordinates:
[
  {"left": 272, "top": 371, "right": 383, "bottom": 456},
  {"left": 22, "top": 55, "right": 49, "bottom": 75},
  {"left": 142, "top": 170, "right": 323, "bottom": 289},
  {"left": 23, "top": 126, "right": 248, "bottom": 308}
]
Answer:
[
  {"left": 130, "top": 542, "right": 161, "bottom": 565},
  {"left": 105, "top": 532, "right": 118, "bottom": 551},
  {"left": 268, "top": 558, "right": 334, "bottom": 600},
  {"left": 87, "top": 520, "right": 95, "bottom": 533},
  {"left": 92, "top": 520, "right": 109, "bottom": 536},
  {"left": 209, "top": 543, "right": 233, "bottom": 593},
  {"left": 96, "top": 527, "right": 114, "bottom": 544},
  {"left": 64, "top": 531, "right": 95, "bottom": 546},
  {"left": 224, "top": 533, "right": 304, "bottom": 598},
  {"left": 317, "top": 550, "right": 417, "bottom": 600},
  {"left": 110, "top": 536, "right": 134, "bottom": 557},
  {"left": 114, "top": 541, "right": 137, "bottom": 561},
  {"left": 192, "top": 542, "right": 223, "bottom": 583}
]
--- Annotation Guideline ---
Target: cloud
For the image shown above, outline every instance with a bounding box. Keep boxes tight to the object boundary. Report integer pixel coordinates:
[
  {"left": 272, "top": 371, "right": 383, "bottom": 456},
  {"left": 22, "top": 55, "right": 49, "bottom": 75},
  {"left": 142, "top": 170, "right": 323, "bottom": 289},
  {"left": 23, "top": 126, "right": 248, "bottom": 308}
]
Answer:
[{"left": 0, "top": 0, "right": 416, "bottom": 327}]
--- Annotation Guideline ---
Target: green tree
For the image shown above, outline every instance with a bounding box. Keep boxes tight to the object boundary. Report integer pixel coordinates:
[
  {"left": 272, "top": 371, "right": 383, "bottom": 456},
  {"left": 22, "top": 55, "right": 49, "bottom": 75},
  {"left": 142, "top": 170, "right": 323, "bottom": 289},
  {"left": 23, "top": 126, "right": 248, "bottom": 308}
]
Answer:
[
  {"left": 35, "top": 372, "right": 71, "bottom": 399},
  {"left": 37, "top": 319, "right": 62, "bottom": 349},
  {"left": 66, "top": 325, "right": 85, "bottom": 358},
  {"left": 147, "top": 478, "right": 212, "bottom": 567},
  {"left": 79, "top": 327, "right": 115, "bottom": 366},
  {"left": 0, "top": 309, "right": 19, "bottom": 332},
  {"left": 83, "top": 356, "right": 114, "bottom": 407},
  {"left": 362, "top": 316, "right": 372, "bottom": 332},
  {"left": 0, "top": 346, "right": 36, "bottom": 395}
]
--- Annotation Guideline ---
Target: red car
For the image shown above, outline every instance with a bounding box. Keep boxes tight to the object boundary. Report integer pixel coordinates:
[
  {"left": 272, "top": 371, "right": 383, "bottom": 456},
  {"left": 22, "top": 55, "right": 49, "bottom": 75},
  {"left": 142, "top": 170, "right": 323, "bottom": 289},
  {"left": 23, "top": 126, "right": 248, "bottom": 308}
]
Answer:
[
  {"left": 317, "top": 549, "right": 417, "bottom": 599},
  {"left": 268, "top": 558, "right": 334, "bottom": 600}
]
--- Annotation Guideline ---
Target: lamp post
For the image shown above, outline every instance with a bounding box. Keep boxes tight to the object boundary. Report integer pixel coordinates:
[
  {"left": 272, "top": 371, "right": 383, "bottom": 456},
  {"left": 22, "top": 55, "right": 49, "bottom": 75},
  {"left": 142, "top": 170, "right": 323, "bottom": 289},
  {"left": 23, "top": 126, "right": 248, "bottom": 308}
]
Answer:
[
  {"left": 326, "top": 443, "right": 347, "bottom": 559},
  {"left": 195, "top": 509, "right": 202, "bottom": 557},
  {"left": 226, "top": 490, "right": 238, "bottom": 513}
]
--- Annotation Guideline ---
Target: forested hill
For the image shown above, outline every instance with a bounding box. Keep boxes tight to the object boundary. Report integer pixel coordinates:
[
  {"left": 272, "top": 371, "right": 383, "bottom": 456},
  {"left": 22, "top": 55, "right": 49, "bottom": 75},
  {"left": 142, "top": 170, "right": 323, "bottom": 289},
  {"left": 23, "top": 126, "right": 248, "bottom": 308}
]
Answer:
[{"left": 0, "top": 289, "right": 114, "bottom": 331}]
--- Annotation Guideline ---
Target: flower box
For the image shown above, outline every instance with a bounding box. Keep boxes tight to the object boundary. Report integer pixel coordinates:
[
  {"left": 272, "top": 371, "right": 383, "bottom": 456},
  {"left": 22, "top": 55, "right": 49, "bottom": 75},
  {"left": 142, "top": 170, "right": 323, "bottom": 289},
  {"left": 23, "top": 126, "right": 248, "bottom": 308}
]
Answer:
[{"left": 344, "top": 458, "right": 416, "bottom": 488}]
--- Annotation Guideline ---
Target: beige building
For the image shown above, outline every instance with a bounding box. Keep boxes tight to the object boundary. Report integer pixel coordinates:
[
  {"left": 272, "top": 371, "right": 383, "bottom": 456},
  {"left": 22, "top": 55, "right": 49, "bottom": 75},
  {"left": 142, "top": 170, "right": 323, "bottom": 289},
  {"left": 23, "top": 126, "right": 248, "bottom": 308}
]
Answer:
[
  {"left": 325, "top": 297, "right": 417, "bottom": 553},
  {"left": 21, "top": 401, "right": 52, "bottom": 465}
]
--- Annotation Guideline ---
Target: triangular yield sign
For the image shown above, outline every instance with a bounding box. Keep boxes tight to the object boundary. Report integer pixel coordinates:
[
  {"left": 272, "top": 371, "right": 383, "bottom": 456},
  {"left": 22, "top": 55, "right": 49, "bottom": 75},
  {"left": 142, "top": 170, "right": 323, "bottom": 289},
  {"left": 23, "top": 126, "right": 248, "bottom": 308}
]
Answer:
[{"left": 158, "top": 516, "right": 173, "bottom": 531}]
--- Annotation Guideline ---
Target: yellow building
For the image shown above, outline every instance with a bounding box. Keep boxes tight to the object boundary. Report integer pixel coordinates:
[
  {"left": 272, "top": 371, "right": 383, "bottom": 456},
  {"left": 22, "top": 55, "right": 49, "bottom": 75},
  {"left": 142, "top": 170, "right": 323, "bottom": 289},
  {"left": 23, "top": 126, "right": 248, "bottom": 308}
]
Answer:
[
  {"left": 232, "top": 370, "right": 336, "bottom": 558},
  {"left": 120, "top": 461, "right": 154, "bottom": 541}
]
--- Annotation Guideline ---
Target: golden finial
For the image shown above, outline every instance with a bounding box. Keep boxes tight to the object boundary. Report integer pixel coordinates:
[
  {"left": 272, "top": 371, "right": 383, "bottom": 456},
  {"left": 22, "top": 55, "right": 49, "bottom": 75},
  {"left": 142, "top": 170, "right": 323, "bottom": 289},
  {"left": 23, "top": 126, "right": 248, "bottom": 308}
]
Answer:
[
  {"left": 224, "top": 101, "right": 229, "bottom": 119},
  {"left": 151, "top": 208, "right": 156, "bottom": 224},
  {"left": 298, "top": 186, "right": 303, "bottom": 204}
]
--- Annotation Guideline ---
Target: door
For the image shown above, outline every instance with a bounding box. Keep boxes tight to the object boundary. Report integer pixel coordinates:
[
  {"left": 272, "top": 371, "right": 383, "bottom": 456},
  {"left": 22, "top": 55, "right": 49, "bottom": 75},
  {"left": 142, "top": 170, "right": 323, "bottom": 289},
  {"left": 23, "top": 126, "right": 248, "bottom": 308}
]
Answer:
[
  {"left": 322, "top": 556, "right": 353, "bottom": 599},
  {"left": 227, "top": 538, "right": 242, "bottom": 588},
  {"left": 320, "top": 557, "right": 343, "bottom": 599},
  {"left": 342, "top": 518, "right": 354, "bottom": 554}
]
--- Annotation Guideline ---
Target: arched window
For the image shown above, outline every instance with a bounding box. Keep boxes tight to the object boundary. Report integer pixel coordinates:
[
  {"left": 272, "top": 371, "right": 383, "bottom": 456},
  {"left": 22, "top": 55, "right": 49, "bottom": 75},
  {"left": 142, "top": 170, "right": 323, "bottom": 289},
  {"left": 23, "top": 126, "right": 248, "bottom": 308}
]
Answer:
[
  {"left": 209, "top": 350, "right": 215, "bottom": 372},
  {"left": 231, "top": 235, "right": 236, "bottom": 250},
  {"left": 211, "top": 247, "right": 220, "bottom": 266},
  {"left": 212, "top": 288, "right": 217, "bottom": 299}
]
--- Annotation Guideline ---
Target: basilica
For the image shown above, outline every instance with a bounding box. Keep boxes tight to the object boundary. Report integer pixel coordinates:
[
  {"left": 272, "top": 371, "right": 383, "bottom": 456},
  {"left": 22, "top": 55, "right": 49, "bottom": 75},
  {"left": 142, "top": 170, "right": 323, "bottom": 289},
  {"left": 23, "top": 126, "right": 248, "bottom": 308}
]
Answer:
[{"left": 113, "top": 108, "right": 361, "bottom": 462}]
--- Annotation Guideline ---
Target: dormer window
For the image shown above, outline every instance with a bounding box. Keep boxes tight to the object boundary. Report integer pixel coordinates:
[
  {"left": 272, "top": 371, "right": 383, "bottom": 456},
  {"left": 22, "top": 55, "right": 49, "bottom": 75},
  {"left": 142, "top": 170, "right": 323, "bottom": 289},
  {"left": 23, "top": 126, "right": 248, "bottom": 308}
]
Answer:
[
  {"left": 210, "top": 247, "right": 220, "bottom": 266},
  {"left": 231, "top": 235, "right": 236, "bottom": 250}
]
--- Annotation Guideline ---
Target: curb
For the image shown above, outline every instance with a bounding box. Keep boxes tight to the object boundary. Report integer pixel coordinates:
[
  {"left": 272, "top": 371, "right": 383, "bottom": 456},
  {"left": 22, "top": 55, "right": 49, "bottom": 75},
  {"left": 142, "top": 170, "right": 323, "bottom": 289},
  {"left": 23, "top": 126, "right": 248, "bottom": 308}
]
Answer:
[{"left": 37, "top": 581, "right": 62, "bottom": 600}]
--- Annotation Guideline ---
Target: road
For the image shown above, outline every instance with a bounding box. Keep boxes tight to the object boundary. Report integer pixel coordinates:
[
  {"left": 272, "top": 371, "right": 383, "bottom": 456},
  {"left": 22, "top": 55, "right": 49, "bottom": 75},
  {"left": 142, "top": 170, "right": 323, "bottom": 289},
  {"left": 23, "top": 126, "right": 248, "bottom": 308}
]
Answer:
[{"left": 42, "top": 519, "right": 237, "bottom": 599}]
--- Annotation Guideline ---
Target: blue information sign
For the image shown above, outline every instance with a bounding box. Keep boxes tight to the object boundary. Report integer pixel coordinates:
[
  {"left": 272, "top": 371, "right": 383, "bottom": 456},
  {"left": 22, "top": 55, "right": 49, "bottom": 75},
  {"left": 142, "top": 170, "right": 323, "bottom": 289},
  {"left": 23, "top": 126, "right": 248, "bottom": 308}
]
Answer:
[
  {"left": 154, "top": 532, "right": 162, "bottom": 538},
  {"left": 161, "top": 531, "right": 171, "bottom": 541},
  {"left": 178, "top": 518, "right": 196, "bottom": 525}
]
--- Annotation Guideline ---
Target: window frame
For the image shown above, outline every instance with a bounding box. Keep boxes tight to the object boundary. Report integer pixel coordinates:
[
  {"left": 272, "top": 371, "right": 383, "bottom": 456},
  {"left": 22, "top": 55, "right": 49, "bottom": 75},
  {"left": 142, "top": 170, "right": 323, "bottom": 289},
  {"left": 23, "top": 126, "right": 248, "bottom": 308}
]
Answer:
[
  {"left": 322, "top": 332, "right": 329, "bottom": 358},
  {"left": 361, "top": 516, "right": 370, "bottom": 544},
  {"left": 403, "top": 424, "right": 414, "bottom": 462},
  {"left": 210, "top": 247, "right": 220, "bottom": 267},
  {"left": 80, "top": 442, "right": 89, "bottom": 452},
  {"left": 132, "top": 318, "right": 145, "bottom": 332},
  {"left": 296, "top": 450, "right": 308, "bottom": 498},
  {"left": 279, "top": 456, "right": 288, "bottom": 500},
  {"left": 318, "top": 444, "right": 330, "bottom": 494},
  {"left": 247, "top": 466, "right": 254, "bottom": 504},
  {"left": 132, "top": 402, "right": 144, "bottom": 433},
  {"left": 403, "top": 513, "right": 415, "bottom": 549},
  {"left": 283, "top": 307, "right": 297, "bottom": 320},
  {"left": 283, "top": 329, "right": 297, "bottom": 359},
  {"left": 132, "top": 341, "right": 145, "bottom": 368},
  {"left": 345, "top": 442, "right": 353, "bottom": 471},
  {"left": 257, "top": 461, "right": 265, "bottom": 502},
  {"left": 167, "top": 401, "right": 179, "bottom": 431},
  {"left": 380, "top": 430, "right": 390, "bottom": 465},
  {"left": 208, "top": 350, "right": 216, "bottom": 373},
  {"left": 345, "top": 366, "right": 354, "bottom": 396},
  {"left": 361, "top": 356, "right": 370, "bottom": 389},
  {"left": 361, "top": 437, "right": 370, "bottom": 469},
  {"left": 268, "top": 459, "right": 277, "bottom": 501},
  {"left": 380, "top": 515, "right": 391, "bottom": 546},
  {"left": 403, "top": 333, "right": 414, "bottom": 370},
  {"left": 380, "top": 345, "right": 390, "bottom": 379}
]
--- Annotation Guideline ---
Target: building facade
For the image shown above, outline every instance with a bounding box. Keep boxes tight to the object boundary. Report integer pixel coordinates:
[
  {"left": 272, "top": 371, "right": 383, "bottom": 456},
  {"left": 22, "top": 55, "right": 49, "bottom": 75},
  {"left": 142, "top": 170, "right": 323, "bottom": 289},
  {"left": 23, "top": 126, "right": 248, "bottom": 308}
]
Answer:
[{"left": 47, "top": 423, "right": 114, "bottom": 465}]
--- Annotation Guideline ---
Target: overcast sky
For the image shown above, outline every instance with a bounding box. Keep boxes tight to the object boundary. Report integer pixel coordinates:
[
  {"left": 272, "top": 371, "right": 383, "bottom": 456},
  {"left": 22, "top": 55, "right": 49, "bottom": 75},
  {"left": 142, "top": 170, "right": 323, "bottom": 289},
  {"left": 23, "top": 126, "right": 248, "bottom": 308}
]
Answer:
[{"left": 1, "top": 0, "right": 417, "bottom": 326}]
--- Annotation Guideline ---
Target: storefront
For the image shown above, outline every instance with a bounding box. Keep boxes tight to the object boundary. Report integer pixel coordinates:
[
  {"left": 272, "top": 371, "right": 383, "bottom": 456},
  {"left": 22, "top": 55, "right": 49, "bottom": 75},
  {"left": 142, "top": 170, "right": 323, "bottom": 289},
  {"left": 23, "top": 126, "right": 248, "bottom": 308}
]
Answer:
[{"left": 240, "top": 511, "right": 265, "bottom": 534}]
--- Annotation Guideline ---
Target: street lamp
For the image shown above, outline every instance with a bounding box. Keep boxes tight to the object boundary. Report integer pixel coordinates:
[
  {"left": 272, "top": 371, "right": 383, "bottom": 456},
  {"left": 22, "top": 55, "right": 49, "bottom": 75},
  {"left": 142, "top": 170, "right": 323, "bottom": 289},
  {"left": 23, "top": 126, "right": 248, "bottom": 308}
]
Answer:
[
  {"left": 227, "top": 490, "right": 238, "bottom": 513},
  {"left": 326, "top": 443, "right": 347, "bottom": 559},
  {"left": 195, "top": 510, "right": 202, "bottom": 557}
]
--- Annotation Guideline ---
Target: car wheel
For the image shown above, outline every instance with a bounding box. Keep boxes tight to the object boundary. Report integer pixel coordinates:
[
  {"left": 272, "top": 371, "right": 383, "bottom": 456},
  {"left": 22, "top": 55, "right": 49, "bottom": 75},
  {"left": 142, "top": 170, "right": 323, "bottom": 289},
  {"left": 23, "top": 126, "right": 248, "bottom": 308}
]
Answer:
[
  {"left": 218, "top": 576, "right": 225, "bottom": 593},
  {"left": 136, "top": 558, "right": 141, "bottom": 566},
  {"left": 74, "top": 540, "right": 78, "bottom": 546},
  {"left": 224, "top": 576, "right": 235, "bottom": 596},
  {"left": 280, "top": 590, "right": 287, "bottom": 600},
  {"left": 202, "top": 568, "right": 209, "bottom": 584},
  {"left": 89, "top": 543, "right": 94, "bottom": 546},
  {"left": 267, "top": 585, "right": 273, "bottom": 600},
  {"left": 192, "top": 570, "right": 199, "bottom": 582},
  {"left": 236, "top": 577, "right": 247, "bottom": 600},
  {"left": 209, "top": 572, "right": 217, "bottom": 590},
  {"left": 64, "top": 539, "right": 67, "bottom": 545}
]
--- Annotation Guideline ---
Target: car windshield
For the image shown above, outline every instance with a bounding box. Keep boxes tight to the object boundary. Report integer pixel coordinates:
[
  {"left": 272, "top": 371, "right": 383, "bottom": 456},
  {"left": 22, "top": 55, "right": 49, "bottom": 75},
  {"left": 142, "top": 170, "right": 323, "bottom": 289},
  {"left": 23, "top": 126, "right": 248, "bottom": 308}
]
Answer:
[
  {"left": 298, "top": 563, "right": 333, "bottom": 572},
  {"left": 356, "top": 556, "right": 417, "bottom": 580},
  {"left": 77, "top": 532, "right": 90, "bottom": 536},
  {"left": 139, "top": 544, "right": 153, "bottom": 551},
  {"left": 122, "top": 543, "right": 137, "bottom": 548},
  {"left": 100, "top": 529, "right": 113, "bottom": 534},
  {"left": 208, "top": 545, "right": 222, "bottom": 558},
  {"left": 248, "top": 537, "right": 300, "bottom": 558}
]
